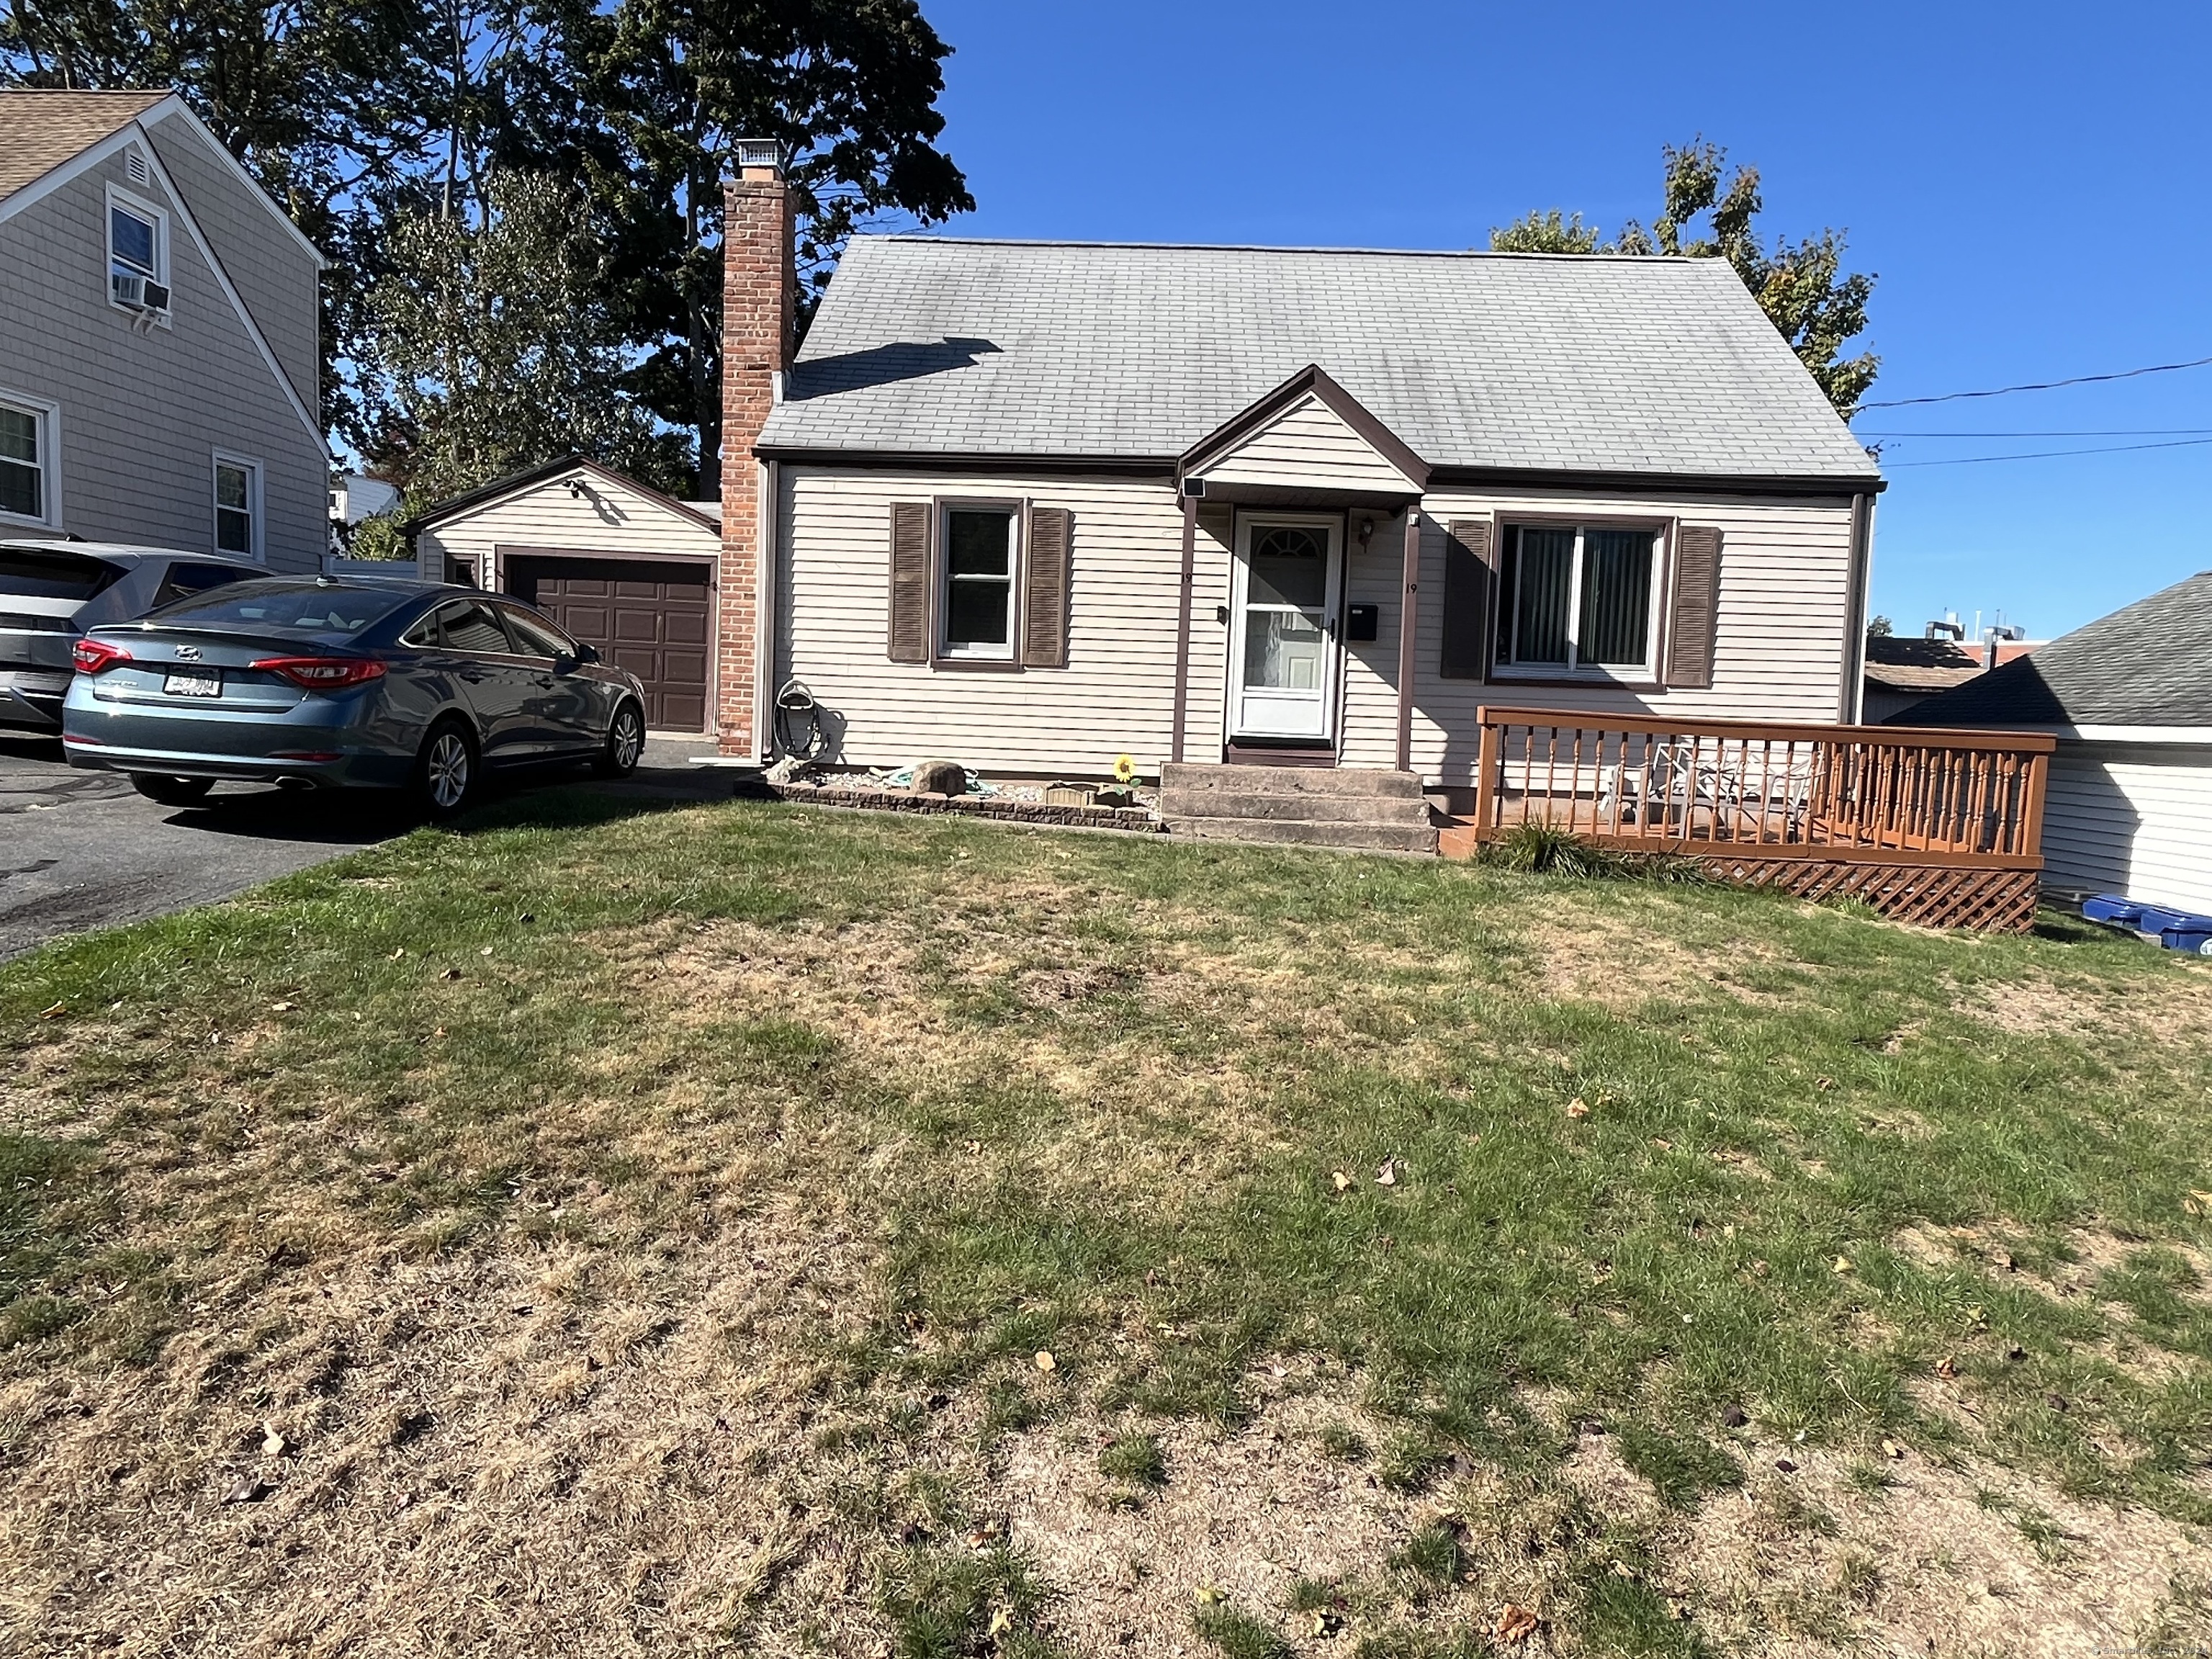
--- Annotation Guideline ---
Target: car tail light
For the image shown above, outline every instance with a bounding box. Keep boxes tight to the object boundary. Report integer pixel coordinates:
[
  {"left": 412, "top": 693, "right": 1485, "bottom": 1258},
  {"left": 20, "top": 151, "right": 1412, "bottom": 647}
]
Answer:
[
  {"left": 71, "top": 637, "right": 132, "bottom": 673},
  {"left": 249, "top": 655, "right": 387, "bottom": 690}
]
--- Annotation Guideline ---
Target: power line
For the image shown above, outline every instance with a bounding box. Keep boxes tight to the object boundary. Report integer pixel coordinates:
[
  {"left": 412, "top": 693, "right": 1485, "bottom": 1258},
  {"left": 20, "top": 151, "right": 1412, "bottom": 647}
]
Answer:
[
  {"left": 1861, "top": 426, "right": 2212, "bottom": 439},
  {"left": 1885, "top": 436, "right": 2212, "bottom": 467},
  {"left": 1857, "top": 354, "right": 2212, "bottom": 409}
]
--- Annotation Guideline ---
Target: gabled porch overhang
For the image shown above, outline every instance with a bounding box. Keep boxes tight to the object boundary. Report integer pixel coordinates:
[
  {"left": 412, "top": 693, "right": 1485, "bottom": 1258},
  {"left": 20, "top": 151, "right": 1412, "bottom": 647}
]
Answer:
[{"left": 1168, "top": 365, "right": 1434, "bottom": 770}]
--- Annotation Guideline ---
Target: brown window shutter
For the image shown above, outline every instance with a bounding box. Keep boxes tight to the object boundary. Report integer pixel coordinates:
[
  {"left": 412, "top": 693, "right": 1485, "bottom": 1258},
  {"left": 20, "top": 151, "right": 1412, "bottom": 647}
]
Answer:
[
  {"left": 887, "top": 501, "right": 930, "bottom": 663},
  {"left": 1021, "top": 506, "right": 1071, "bottom": 667},
  {"left": 1665, "top": 525, "right": 1722, "bottom": 689},
  {"left": 1439, "top": 518, "right": 1496, "bottom": 680}
]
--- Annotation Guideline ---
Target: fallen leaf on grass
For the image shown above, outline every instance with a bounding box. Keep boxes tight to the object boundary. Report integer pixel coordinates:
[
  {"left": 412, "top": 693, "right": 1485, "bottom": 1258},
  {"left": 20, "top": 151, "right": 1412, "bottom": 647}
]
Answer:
[
  {"left": 439, "top": 968, "right": 462, "bottom": 981},
  {"left": 220, "top": 1476, "right": 271, "bottom": 1505},
  {"left": 261, "top": 1424, "right": 290, "bottom": 1458},
  {"left": 390, "top": 948, "right": 406, "bottom": 960},
  {"left": 1331, "top": 1169, "right": 1353, "bottom": 1192},
  {"left": 1565, "top": 1099, "right": 1590, "bottom": 1120},
  {"left": 1375, "top": 1159, "right": 1399, "bottom": 1187},
  {"left": 985, "top": 1607, "right": 1012, "bottom": 1637},
  {"left": 2185, "top": 1190, "right": 2212, "bottom": 1217},
  {"left": 1880, "top": 1438, "right": 1905, "bottom": 1460},
  {"left": 1935, "top": 1356, "right": 1959, "bottom": 1380},
  {"left": 1832, "top": 1256, "right": 1853, "bottom": 1273},
  {"left": 1033, "top": 1349, "right": 1056, "bottom": 1372},
  {"left": 1494, "top": 1604, "right": 1540, "bottom": 1644},
  {"left": 479, "top": 945, "right": 493, "bottom": 957},
  {"left": 269, "top": 1001, "right": 295, "bottom": 1012},
  {"left": 37, "top": 1002, "right": 66, "bottom": 1020}
]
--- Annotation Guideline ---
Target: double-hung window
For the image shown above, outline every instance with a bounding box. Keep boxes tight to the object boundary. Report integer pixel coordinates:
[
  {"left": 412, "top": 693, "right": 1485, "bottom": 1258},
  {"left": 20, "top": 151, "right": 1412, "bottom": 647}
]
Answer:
[
  {"left": 940, "top": 505, "right": 1019, "bottom": 660},
  {"left": 0, "top": 395, "right": 58, "bottom": 526},
  {"left": 213, "top": 456, "right": 261, "bottom": 557},
  {"left": 105, "top": 185, "right": 168, "bottom": 313},
  {"left": 1496, "top": 522, "right": 1662, "bottom": 678}
]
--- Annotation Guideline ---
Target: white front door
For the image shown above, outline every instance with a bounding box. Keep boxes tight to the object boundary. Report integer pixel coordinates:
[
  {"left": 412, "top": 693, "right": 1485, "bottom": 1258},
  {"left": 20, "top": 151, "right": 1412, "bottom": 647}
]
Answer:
[{"left": 1228, "top": 514, "right": 1342, "bottom": 740}]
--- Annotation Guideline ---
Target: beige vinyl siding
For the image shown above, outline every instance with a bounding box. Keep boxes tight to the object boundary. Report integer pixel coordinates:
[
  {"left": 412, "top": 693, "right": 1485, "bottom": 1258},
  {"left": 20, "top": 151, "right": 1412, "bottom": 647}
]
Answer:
[
  {"left": 0, "top": 148, "right": 325, "bottom": 568},
  {"left": 1336, "top": 488, "right": 1859, "bottom": 782},
  {"left": 1205, "top": 395, "right": 1419, "bottom": 494},
  {"left": 418, "top": 473, "right": 720, "bottom": 584},
  {"left": 2042, "top": 741, "right": 2212, "bottom": 914},
  {"left": 143, "top": 112, "right": 318, "bottom": 415},
  {"left": 778, "top": 466, "right": 1228, "bottom": 776}
]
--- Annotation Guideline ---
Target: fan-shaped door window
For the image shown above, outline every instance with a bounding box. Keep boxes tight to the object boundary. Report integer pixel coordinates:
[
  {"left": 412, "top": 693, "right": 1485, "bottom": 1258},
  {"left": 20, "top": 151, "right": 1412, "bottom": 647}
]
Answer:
[{"left": 1231, "top": 518, "right": 1342, "bottom": 739}]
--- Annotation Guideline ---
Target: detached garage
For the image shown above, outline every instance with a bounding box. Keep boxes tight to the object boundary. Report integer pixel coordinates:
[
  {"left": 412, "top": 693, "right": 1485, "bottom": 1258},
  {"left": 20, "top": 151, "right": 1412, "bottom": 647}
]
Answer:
[
  {"left": 412, "top": 457, "right": 721, "bottom": 734},
  {"left": 1900, "top": 570, "right": 2212, "bottom": 914}
]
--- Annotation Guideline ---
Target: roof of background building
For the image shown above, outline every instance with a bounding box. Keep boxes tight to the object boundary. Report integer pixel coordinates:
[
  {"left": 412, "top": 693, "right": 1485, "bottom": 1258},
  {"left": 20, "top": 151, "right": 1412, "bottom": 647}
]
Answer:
[
  {"left": 1904, "top": 571, "right": 2212, "bottom": 729},
  {"left": 0, "top": 89, "right": 171, "bottom": 201},
  {"left": 756, "top": 236, "right": 1884, "bottom": 483}
]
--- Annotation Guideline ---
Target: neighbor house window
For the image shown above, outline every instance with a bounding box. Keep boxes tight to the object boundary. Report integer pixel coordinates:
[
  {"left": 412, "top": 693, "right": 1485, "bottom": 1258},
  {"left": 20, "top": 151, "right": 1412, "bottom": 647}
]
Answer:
[
  {"left": 105, "top": 186, "right": 168, "bottom": 311},
  {"left": 1496, "top": 522, "right": 1660, "bottom": 677},
  {"left": 0, "top": 395, "right": 58, "bottom": 526},
  {"left": 213, "top": 456, "right": 261, "bottom": 557},
  {"left": 940, "top": 505, "right": 1017, "bottom": 658}
]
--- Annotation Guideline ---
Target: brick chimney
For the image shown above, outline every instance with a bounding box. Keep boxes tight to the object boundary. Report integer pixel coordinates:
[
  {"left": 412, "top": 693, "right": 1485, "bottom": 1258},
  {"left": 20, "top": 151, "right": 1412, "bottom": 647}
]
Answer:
[{"left": 717, "top": 139, "right": 794, "bottom": 757}]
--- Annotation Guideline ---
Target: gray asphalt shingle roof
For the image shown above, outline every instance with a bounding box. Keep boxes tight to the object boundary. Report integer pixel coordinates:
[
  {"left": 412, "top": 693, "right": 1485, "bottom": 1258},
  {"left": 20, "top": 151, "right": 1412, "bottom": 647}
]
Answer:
[
  {"left": 0, "top": 89, "right": 171, "bottom": 202},
  {"left": 1904, "top": 571, "right": 2212, "bottom": 730},
  {"left": 758, "top": 237, "right": 1883, "bottom": 482}
]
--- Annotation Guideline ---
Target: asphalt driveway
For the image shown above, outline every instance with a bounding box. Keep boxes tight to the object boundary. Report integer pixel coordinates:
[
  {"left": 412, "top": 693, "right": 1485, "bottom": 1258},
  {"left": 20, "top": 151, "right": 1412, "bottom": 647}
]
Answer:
[{"left": 0, "top": 734, "right": 731, "bottom": 961}]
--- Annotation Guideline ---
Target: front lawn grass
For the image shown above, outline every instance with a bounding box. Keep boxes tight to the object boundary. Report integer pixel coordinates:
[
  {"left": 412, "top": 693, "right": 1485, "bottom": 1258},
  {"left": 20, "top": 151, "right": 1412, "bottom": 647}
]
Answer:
[{"left": 2, "top": 790, "right": 2209, "bottom": 1655}]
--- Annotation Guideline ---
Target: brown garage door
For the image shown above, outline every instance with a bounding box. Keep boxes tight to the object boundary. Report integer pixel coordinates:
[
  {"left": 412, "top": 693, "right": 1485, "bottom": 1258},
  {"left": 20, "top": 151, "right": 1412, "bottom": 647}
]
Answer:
[{"left": 506, "top": 557, "right": 711, "bottom": 732}]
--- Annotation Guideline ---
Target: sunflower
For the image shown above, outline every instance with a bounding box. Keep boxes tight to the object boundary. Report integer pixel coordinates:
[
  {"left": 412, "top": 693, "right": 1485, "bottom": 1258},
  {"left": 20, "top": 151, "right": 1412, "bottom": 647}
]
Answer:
[{"left": 1112, "top": 754, "right": 1139, "bottom": 785}]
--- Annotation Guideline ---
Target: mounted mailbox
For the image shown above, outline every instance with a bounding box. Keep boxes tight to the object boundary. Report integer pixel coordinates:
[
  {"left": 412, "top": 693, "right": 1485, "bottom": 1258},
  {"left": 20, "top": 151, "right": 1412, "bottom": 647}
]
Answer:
[{"left": 1346, "top": 603, "right": 1379, "bottom": 642}]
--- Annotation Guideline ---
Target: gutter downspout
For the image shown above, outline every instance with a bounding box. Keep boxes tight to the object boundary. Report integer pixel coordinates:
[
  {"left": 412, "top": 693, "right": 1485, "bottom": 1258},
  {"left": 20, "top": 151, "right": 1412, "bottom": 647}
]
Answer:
[
  {"left": 755, "top": 455, "right": 778, "bottom": 760},
  {"left": 1395, "top": 508, "right": 1421, "bottom": 773},
  {"left": 1841, "top": 491, "right": 1875, "bottom": 724}
]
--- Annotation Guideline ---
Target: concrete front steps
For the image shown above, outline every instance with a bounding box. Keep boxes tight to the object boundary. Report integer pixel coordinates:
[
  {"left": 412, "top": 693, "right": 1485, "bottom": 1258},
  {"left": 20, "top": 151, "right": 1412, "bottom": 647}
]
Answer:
[{"left": 1159, "top": 762, "right": 1440, "bottom": 854}]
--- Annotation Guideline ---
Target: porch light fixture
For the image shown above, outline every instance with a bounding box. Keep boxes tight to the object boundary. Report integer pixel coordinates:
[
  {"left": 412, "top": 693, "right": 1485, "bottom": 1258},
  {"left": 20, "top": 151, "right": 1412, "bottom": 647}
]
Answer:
[{"left": 1357, "top": 517, "right": 1375, "bottom": 549}]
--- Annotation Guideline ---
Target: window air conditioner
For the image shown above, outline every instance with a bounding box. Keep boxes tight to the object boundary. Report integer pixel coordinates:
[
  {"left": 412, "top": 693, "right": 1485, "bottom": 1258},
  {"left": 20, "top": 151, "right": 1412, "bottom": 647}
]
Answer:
[{"left": 111, "top": 273, "right": 171, "bottom": 313}]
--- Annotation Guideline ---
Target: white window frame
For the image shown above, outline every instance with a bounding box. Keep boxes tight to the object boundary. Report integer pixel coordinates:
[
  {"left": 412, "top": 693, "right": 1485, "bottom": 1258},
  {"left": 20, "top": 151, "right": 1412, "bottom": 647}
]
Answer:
[
  {"left": 104, "top": 181, "right": 172, "bottom": 327},
  {"left": 935, "top": 498, "right": 1023, "bottom": 662},
  {"left": 212, "top": 452, "right": 264, "bottom": 561},
  {"left": 1493, "top": 519, "right": 1667, "bottom": 682},
  {"left": 0, "top": 390, "right": 63, "bottom": 531}
]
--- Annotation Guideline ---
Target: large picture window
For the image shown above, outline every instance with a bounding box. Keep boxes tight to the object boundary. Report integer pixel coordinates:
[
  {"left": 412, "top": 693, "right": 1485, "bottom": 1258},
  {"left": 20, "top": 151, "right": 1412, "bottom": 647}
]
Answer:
[
  {"left": 0, "top": 396, "right": 56, "bottom": 526},
  {"left": 940, "top": 505, "right": 1017, "bottom": 659},
  {"left": 1496, "top": 522, "right": 1660, "bottom": 677}
]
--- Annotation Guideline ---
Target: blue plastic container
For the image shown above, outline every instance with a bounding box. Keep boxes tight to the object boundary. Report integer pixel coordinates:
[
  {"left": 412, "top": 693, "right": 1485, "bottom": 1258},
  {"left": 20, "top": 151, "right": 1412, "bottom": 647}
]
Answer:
[
  {"left": 2160, "top": 926, "right": 2212, "bottom": 957},
  {"left": 2081, "top": 894, "right": 2143, "bottom": 927}
]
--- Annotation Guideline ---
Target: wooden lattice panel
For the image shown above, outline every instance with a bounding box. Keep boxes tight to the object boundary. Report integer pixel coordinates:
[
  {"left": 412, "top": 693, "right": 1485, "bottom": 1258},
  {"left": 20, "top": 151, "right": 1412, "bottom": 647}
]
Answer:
[{"left": 1695, "top": 856, "right": 2041, "bottom": 932}]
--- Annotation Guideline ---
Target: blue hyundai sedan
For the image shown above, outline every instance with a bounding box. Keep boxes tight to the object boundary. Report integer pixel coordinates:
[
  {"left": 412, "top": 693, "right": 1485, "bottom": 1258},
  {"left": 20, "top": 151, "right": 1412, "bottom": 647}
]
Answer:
[{"left": 61, "top": 576, "right": 649, "bottom": 817}]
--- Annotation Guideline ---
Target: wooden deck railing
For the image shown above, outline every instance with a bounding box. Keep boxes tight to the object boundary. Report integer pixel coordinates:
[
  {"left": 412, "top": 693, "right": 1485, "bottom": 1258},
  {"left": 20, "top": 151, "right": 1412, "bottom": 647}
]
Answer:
[{"left": 1469, "top": 707, "right": 2056, "bottom": 930}]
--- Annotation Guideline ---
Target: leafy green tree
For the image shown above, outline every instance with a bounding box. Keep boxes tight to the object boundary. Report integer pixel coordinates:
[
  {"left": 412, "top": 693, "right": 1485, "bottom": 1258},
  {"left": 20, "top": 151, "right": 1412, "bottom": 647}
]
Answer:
[
  {"left": 1492, "top": 139, "right": 1879, "bottom": 416},
  {"left": 351, "top": 169, "right": 693, "bottom": 511},
  {"left": 4, "top": 0, "right": 972, "bottom": 496},
  {"left": 575, "top": 0, "right": 975, "bottom": 493}
]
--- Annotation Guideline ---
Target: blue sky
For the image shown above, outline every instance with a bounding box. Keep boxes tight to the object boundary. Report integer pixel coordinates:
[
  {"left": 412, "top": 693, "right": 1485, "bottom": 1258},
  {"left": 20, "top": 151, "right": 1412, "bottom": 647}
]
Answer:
[{"left": 919, "top": 0, "right": 2211, "bottom": 639}]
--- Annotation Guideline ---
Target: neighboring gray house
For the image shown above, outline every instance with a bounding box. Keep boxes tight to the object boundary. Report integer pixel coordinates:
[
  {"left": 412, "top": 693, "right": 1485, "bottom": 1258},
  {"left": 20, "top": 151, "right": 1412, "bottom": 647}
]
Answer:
[
  {"left": 1906, "top": 571, "right": 2212, "bottom": 914},
  {"left": 0, "top": 90, "right": 327, "bottom": 569}
]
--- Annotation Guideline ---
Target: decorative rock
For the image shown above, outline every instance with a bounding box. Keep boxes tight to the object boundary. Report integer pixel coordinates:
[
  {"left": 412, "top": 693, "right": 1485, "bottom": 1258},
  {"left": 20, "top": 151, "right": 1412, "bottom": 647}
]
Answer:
[{"left": 909, "top": 758, "right": 968, "bottom": 796}]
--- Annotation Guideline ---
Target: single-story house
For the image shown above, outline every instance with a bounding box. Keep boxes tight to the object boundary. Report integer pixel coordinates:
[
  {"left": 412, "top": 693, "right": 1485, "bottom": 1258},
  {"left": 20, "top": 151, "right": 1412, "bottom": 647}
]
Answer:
[
  {"left": 1903, "top": 570, "right": 2212, "bottom": 915},
  {"left": 710, "top": 145, "right": 1886, "bottom": 806},
  {"left": 409, "top": 456, "right": 721, "bottom": 732}
]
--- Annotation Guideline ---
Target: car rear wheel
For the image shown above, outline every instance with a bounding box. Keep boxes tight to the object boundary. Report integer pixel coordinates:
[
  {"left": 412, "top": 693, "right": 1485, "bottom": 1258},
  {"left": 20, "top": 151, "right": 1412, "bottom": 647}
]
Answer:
[
  {"left": 130, "top": 774, "right": 216, "bottom": 807},
  {"left": 595, "top": 701, "right": 644, "bottom": 778},
  {"left": 413, "top": 719, "right": 477, "bottom": 820}
]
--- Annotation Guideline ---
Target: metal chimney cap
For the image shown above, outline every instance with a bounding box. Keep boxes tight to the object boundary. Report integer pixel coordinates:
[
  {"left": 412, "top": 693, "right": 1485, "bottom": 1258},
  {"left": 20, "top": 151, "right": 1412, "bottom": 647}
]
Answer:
[{"left": 734, "top": 138, "right": 786, "bottom": 173}]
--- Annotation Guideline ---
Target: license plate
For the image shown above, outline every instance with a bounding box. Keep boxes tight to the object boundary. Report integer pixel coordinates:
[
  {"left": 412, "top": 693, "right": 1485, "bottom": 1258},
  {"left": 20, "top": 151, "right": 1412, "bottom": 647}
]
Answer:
[{"left": 163, "top": 671, "right": 222, "bottom": 698}]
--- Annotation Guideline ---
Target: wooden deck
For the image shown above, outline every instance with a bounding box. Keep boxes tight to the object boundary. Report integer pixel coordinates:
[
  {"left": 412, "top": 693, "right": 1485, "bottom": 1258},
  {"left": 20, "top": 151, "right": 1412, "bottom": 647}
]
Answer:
[{"left": 1444, "top": 707, "right": 2056, "bottom": 931}]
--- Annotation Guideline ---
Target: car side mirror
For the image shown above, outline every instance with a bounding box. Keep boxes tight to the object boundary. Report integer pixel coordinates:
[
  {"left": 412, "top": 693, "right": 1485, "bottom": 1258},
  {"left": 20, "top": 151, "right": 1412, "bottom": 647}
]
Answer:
[{"left": 572, "top": 642, "right": 600, "bottom": 665}]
